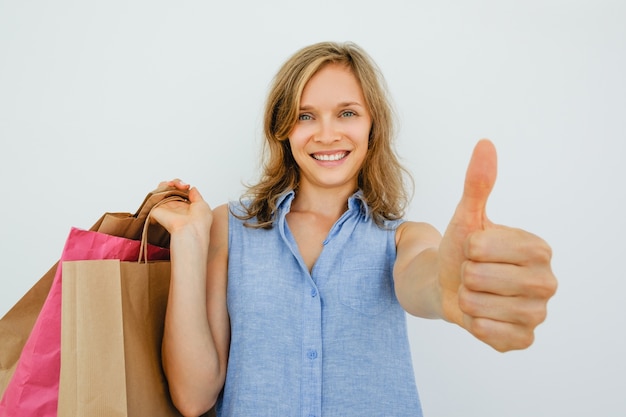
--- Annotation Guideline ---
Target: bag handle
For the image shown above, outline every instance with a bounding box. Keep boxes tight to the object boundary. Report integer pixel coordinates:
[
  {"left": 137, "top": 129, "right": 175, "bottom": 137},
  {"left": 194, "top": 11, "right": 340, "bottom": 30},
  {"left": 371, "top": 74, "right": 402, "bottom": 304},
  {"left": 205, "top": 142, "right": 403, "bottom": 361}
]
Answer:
[
  {"left": 89, "top": 188, "right": 190, "bottom": 247},
  {"left": 138, "top": 195, "right": 188, "bottom": 263}
]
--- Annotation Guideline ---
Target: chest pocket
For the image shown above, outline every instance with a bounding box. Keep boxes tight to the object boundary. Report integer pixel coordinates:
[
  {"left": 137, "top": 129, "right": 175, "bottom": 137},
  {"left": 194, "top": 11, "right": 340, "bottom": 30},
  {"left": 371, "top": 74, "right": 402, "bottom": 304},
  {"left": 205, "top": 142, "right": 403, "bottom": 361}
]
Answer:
[{"left": 338, "top": 266, "right": 395, "bottom": 316}]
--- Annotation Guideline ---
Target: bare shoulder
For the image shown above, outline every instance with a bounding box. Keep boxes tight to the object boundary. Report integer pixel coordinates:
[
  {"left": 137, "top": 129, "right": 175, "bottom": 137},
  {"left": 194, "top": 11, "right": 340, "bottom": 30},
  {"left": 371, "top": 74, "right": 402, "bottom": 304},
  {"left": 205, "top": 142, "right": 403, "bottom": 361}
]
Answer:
[
  {"left": 208, "top": 203, "right": 229, "bottom": 255},
  {"left": 395, "top": 220, "right": 442, "bottom": 252},
  {"left": 212, "top": 203, "right": 230, "bottom": 224}
]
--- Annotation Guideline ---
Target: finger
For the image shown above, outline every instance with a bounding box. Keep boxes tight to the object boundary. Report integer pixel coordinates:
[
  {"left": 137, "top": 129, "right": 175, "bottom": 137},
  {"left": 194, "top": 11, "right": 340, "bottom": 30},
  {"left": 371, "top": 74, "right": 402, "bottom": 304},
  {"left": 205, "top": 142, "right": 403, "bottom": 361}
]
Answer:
[
  {"left": 465, "top": 227, "right": 553, "bottom": 266},
  {"left": 462, "top": 316, "right": 536, "bottom": 352},
  {"left": 188, "top": 186, "right": 203, "bottom": 202},
  {"left": 155, "top": 178, "right": 191, "bottom": 193},
  {"left": 462, "top": 258, "right": 557, "bottom": 303},
  {"left": 456, "top": 139, "right": 498, "bottom": 224},
  {"left": 168, "top": 178, "right": 190, "bottom": 190},
  {"left": 459, "top": 285, "right": 549, "bottom": 326},
  {"left": 461, "top": 261, "right": 526, "bottom": 296}
]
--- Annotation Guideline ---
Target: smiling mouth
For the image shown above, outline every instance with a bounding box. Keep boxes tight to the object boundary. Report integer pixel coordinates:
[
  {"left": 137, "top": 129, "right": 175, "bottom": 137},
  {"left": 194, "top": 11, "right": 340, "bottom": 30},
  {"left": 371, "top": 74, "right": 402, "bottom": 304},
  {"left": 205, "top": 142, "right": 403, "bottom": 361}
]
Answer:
[{"left": 311, "top": 151, "right": 349, "bottom": 161}]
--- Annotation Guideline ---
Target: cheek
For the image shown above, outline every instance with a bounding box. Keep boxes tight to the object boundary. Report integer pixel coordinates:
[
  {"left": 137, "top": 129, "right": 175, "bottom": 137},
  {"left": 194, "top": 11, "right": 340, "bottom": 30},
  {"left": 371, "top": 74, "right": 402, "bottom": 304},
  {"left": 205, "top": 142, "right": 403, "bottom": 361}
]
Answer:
[
  {"left": 287, "top": 125, "right": 310, "bottom": 147},
  {"left": 347, "top": 122, "right": 372, "bottom": 145},
  {"left": 286, "top": 136, "right": 308, "bottom": 163}
]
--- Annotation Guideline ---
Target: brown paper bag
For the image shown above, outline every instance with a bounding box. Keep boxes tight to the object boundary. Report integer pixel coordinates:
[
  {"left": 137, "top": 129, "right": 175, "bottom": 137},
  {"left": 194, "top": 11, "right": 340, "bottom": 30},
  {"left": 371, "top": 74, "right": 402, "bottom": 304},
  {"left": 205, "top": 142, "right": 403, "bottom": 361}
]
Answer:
[
  {"left": 58, "top": 259, "right": 202, "bottom": 417},
  {"left": 0, "top": 188, "right": 189, "bottom": 405},
  {"left": 0, "top": 263, "right": 56, "bottom": 393},
  {"left": 90, "top": 188, "right": 189, "bottom": 248}
]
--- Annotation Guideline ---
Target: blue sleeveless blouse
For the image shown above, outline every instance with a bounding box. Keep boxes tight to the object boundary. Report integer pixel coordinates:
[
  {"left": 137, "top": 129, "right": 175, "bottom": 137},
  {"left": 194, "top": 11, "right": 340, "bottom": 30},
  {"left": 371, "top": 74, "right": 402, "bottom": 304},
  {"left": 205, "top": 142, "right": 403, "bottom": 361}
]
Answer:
[{"left": 217, "top": 190, "right": 422, "bottom": 417}]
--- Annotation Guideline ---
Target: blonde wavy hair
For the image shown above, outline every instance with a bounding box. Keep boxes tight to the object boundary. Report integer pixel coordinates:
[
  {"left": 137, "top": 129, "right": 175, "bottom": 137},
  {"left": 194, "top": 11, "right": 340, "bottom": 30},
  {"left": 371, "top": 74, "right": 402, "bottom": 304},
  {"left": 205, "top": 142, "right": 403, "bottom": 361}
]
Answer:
[{"left": 239, "top": 41, "right": 412, "bottom": 228}]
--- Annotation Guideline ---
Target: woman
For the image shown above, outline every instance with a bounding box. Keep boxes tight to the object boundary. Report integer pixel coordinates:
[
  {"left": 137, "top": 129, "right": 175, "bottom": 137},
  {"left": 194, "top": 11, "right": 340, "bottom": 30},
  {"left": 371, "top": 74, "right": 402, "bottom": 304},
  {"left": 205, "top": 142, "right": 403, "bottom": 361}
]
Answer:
[{"left": 152, "top": 41, "right": 557, "bottom": 417}]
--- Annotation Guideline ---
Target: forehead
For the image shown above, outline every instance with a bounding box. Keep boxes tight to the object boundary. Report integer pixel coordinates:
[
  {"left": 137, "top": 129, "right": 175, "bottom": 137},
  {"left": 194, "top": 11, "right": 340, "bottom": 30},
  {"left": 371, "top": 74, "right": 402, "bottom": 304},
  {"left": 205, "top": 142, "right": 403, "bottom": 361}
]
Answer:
[{"left": 300, "top": 63, "right": 365, "bottom": 105}]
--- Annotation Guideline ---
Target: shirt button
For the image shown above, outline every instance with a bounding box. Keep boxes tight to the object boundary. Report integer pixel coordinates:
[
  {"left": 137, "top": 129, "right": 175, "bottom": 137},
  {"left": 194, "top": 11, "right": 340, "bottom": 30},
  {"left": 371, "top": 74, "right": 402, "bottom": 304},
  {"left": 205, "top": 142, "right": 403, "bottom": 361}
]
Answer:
[
  {"left": 307, "top": 349, "right": 318, "bottom": 360},
  {"left": 310, "top": 288, "right": 317, "bottom": 297}
]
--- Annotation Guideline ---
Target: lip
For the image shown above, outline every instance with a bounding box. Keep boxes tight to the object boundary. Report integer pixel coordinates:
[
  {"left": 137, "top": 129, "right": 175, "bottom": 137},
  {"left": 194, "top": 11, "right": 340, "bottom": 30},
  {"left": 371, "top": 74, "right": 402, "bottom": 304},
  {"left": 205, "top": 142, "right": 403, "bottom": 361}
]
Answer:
[{"left": 310, "top": 150, "right": 350, "bottom": 162}]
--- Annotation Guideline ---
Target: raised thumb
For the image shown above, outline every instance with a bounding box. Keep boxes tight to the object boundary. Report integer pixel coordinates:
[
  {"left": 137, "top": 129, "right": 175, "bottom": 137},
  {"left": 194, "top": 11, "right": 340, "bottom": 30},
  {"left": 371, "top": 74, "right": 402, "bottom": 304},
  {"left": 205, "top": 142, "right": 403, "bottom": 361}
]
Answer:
[{"left": 457, "top": 139, "right": 498, "bottom": 224}]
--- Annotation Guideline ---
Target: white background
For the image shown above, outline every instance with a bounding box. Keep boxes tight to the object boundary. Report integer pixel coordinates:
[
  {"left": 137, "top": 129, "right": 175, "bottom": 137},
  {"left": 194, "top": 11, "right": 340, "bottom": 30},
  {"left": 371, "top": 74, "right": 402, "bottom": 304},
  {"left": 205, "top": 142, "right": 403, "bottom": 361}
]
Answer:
[{"left": 1, "top": 1, "right": 625, "bottom": 416}]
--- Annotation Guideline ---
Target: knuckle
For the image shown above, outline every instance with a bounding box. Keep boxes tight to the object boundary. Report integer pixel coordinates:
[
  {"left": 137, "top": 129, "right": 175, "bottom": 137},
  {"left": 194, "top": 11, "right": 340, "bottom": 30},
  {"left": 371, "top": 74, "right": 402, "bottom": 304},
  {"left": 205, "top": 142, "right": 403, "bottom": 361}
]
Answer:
[
  {"left": 531, "top": 271, "right": 558, "bottom": 299},
  {"left": 461, "top": 261, "right": 478, "bottom": 287},
  {"left": 457, "top": 286, "right": 479, "bottom": 316},
  {"left": 468, "top": 317, "right": 491, "bottom": 340},
  {"left": 516, "top": 331, "right": 535, "bottom": 350},
  {"left": 545, "top": 273, "right": 559, "bottom": 297},
  {"left": 526, "top": 304, "right": 548, "bottom": 327},
  {"left": 465, "top": 231, "right": 487, "bottom": 259},
  {"left": 526, "top": 235, "right": 553, "bottom": 263}
]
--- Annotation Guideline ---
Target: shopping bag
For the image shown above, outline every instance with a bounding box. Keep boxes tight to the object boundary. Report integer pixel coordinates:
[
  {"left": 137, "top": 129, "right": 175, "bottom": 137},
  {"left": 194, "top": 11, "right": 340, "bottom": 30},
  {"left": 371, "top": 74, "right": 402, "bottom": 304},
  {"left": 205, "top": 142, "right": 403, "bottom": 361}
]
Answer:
[
  {"left": 58, "top": 258, "right": 185, "bottom": 417},
  {"left": 0, "top": 189, "right": 188, "bottom": 417},
  {"left": 0, "top": 228, "right": 170, "bottom": 416},
  {"left": 0, "top": 263, "right": 56, "bottom": 393}
]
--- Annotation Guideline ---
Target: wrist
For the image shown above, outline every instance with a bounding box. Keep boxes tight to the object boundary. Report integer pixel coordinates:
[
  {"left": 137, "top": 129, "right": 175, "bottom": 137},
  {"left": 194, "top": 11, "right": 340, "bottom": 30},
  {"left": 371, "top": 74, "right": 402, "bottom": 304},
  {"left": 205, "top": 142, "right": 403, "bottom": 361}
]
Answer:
[{"left": 169, "top": 222, "right": 211, "bottom": 253}]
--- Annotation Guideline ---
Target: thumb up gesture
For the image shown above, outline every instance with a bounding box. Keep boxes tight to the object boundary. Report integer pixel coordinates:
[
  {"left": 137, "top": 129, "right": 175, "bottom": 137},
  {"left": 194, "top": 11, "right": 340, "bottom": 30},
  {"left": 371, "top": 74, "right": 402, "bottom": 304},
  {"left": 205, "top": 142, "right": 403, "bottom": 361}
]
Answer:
[{"left": 438, "top": 139, "right": 557, "bottom": 352}]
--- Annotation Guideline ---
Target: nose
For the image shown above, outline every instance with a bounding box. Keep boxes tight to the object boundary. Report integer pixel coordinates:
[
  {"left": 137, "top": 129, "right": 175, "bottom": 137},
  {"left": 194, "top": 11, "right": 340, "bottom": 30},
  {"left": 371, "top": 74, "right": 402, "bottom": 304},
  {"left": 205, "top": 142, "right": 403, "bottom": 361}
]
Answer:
[{"left": 314, "top": 117, "right": 341, "bottom": 144}]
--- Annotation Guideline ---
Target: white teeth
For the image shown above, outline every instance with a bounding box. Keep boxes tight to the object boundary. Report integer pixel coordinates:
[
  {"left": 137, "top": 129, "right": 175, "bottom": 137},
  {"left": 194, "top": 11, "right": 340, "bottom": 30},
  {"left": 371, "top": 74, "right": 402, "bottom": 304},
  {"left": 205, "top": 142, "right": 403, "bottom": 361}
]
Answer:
[{"left": 312, "top": 152, "right": 347, "bottom": 161}]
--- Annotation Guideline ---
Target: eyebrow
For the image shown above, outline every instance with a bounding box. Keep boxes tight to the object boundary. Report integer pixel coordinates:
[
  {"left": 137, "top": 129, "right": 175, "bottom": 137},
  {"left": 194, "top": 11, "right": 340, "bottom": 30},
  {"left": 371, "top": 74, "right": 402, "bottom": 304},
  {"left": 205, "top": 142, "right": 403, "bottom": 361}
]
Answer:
[{"left": 299, "top": 101, "right": 365, "bottom": 110}]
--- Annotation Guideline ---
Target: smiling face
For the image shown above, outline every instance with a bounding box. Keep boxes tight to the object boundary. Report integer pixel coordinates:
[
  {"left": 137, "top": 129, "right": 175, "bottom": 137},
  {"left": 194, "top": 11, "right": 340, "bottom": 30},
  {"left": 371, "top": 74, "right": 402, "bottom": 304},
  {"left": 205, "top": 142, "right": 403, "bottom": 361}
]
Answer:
[{"left": 288, "top": 63, "right": 372, "bottom": 193}]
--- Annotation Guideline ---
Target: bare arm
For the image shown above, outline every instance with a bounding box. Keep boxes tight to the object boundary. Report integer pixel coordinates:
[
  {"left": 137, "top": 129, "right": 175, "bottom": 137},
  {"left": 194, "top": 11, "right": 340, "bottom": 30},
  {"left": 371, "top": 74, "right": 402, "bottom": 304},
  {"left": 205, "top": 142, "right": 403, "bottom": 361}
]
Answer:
[
  {"left": 151, "top": 184, "right": 230, "bottom": 416},
  {"left": 393, "top": 221, "right": 443, "bottom": 319}
]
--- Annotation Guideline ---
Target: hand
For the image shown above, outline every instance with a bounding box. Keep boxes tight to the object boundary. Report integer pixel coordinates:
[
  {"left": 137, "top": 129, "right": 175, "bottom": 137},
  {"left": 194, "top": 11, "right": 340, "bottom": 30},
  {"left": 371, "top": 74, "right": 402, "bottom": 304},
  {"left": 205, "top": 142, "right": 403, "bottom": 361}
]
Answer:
[
  {"left": 150, "top": 179, "right": 213, "bottom": 239},
  {"left": 438, "top": 140, "right": 557, "bottom": 352}
]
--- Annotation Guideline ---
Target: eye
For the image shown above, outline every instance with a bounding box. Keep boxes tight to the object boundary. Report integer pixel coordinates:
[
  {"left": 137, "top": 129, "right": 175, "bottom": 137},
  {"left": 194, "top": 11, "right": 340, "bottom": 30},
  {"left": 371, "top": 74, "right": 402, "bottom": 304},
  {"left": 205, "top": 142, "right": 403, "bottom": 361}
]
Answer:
[
  {"left": 341, "top": 110, "right": 356, "bottom": 118},
  {"left": 298, "top": 113, "right": 313, "bottom": 121}
]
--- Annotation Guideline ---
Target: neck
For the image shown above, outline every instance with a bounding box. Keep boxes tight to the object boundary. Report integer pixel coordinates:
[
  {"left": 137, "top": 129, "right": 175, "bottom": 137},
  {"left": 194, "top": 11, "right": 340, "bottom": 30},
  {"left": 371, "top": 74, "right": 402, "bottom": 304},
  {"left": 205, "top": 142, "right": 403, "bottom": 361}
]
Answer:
[{"left": 290, "top": 182, "right": 357, "bottom": 220}]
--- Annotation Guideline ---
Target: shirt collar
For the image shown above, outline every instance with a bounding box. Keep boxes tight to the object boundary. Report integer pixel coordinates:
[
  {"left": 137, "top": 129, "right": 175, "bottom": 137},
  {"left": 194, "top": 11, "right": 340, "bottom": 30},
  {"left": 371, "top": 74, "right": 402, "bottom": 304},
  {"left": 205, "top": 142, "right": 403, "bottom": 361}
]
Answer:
[{"left": 276, "top": 190, "right": 296, "bottom": 212}]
